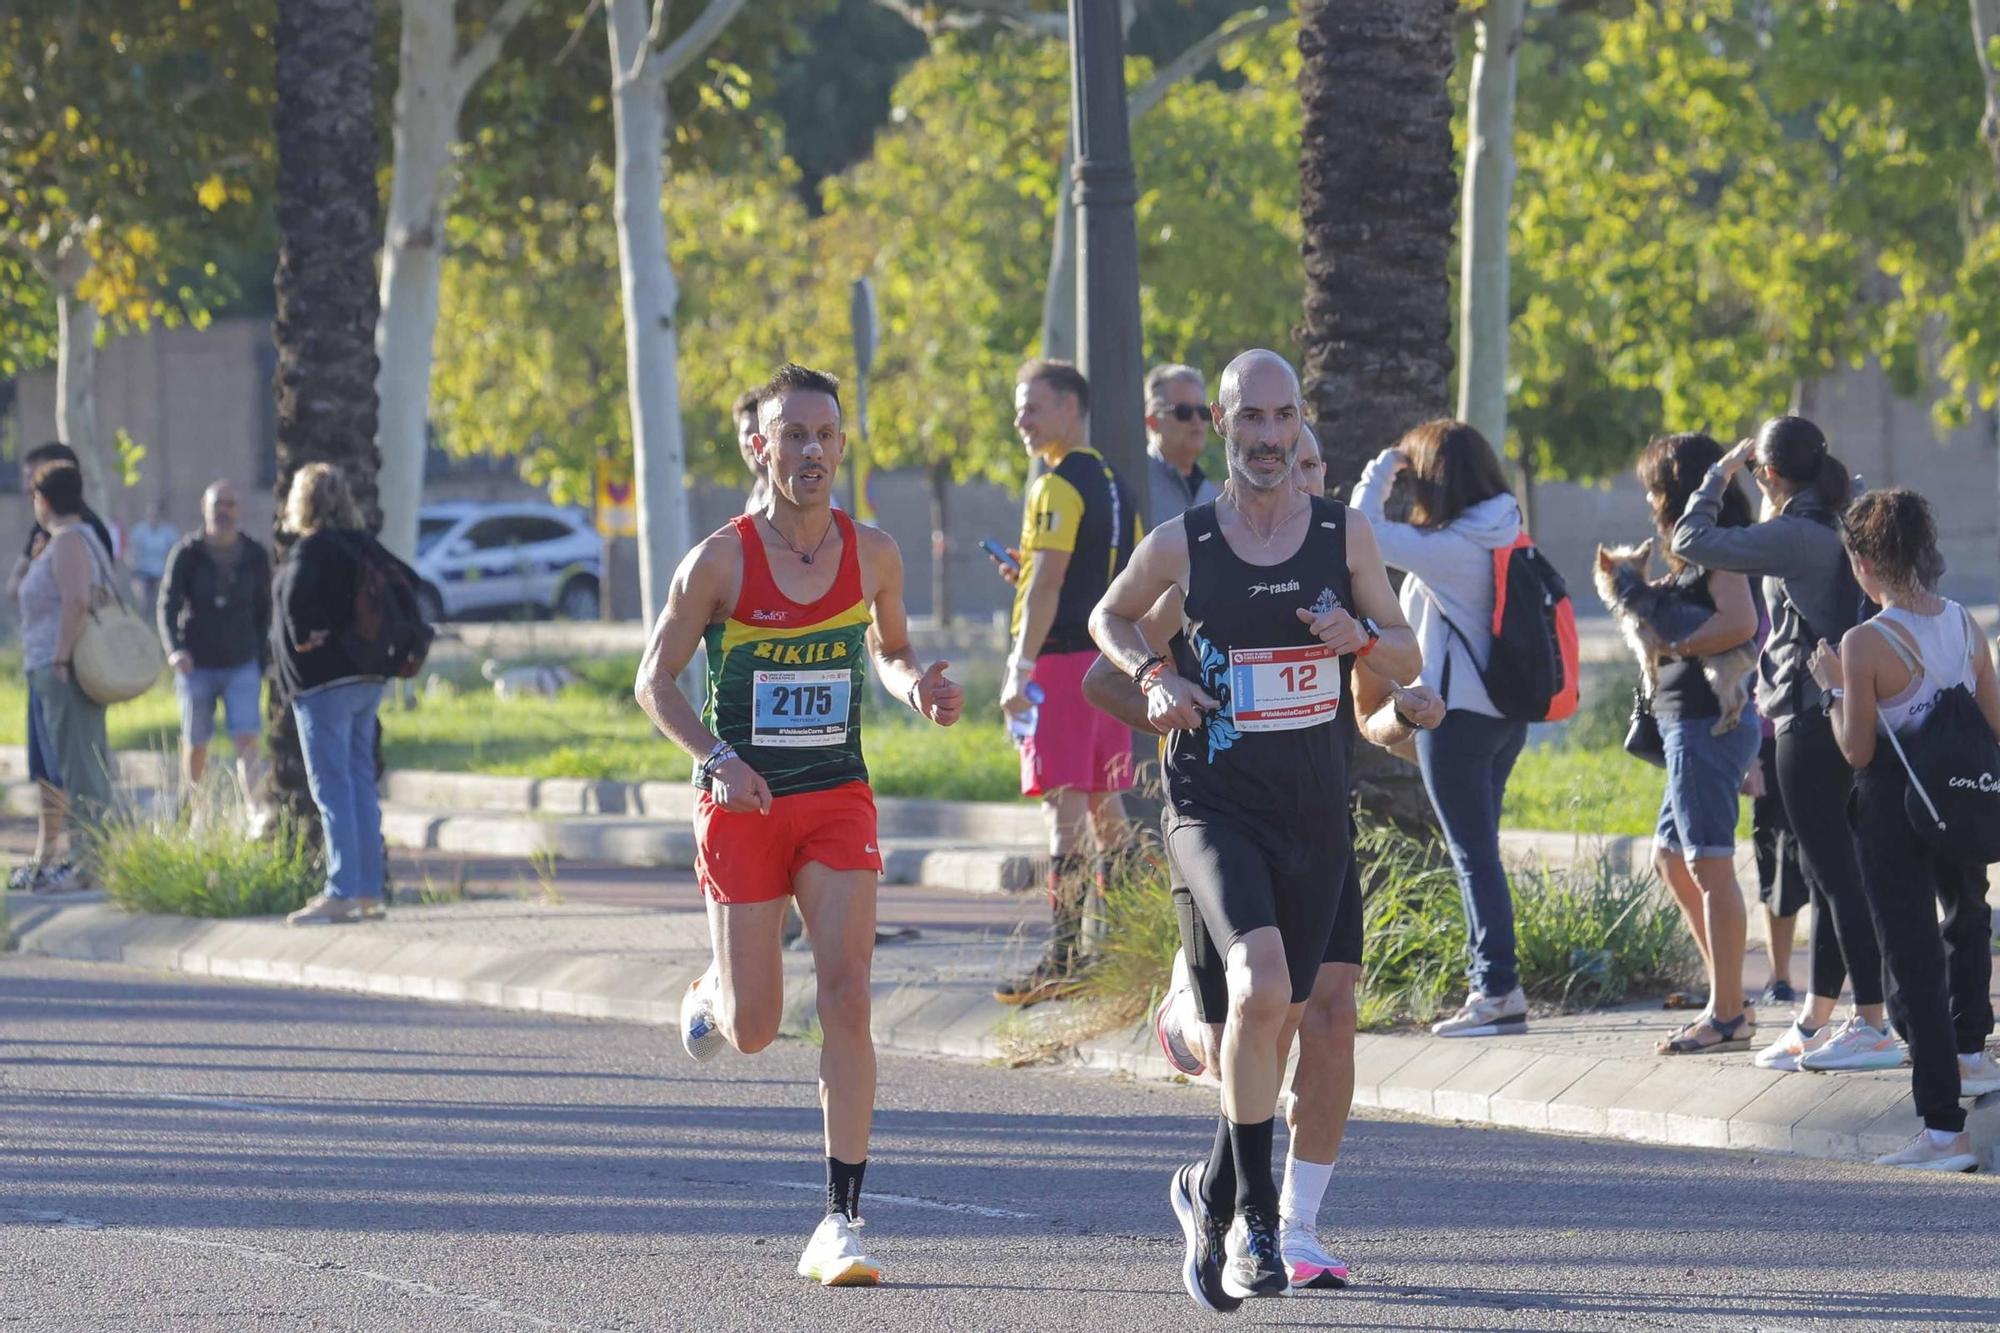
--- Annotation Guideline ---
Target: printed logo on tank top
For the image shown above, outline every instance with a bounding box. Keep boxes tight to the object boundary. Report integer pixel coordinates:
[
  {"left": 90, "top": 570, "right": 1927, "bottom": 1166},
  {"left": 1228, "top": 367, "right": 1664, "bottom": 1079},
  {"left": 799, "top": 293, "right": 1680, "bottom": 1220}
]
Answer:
[{"left": 1248, "top": 579, "right": 1301, "bottom": 597}]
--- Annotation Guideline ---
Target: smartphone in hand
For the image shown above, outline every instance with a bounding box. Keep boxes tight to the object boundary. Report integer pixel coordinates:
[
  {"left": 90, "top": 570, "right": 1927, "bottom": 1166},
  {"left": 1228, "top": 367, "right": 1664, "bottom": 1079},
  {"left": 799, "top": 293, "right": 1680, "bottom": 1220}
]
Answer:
[{"left": 979, "top": 538, "right": 1020, "bottom": 574}]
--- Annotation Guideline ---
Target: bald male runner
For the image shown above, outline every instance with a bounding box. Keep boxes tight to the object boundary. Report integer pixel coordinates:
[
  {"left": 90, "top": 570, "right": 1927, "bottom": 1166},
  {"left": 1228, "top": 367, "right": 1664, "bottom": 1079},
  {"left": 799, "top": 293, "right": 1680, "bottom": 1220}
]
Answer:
[
  {"left": 1084, "top": 422, "right": 1443, "bottom": 1296},
  {"left": 1091, "top": 351, "right": 1421, "bottom": 1308}
]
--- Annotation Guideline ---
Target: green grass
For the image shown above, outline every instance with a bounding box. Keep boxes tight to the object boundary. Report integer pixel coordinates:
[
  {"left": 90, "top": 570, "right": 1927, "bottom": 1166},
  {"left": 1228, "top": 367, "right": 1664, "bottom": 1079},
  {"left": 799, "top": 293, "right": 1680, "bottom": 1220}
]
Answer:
[
  {"left": 93, "top": 774, "right": 322, "bottom": 918},
  {"left": 0, "top": 650, "right": 1024, "bottom": 805},
  {"left": 1074, "top": 814, "right": 1699, "bottom": 1034}
]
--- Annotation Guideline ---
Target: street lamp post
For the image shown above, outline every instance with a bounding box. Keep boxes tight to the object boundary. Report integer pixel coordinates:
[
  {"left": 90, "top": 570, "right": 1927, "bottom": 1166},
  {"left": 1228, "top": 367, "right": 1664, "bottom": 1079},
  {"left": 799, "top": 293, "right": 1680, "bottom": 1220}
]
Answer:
[{"left": 1067, "top": 0, "right": 1146, "bottom": 495}]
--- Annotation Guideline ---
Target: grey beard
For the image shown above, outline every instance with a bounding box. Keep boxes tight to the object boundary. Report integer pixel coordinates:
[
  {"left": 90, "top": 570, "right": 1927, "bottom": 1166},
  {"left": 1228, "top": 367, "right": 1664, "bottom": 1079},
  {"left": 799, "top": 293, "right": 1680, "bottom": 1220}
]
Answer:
[{"left": 1229, "top": 454, "right": 1292, "bottom": 491}]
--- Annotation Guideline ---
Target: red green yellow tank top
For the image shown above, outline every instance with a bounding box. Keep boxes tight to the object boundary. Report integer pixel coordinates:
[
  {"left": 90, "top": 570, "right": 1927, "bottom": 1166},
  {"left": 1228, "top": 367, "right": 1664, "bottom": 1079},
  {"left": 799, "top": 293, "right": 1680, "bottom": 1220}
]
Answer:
[{"left": 702, "top": 511, "right": 870, "bottom": 797}]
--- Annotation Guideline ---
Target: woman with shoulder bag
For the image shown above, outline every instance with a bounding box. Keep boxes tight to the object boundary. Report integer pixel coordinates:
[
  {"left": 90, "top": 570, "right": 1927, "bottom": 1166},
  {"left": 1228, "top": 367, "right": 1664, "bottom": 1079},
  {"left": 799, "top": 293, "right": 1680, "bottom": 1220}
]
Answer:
[
  {"left": 1811, "top": 488, "right": 2000, "bottom": 1172},
  {"left": 12, "top": 463, "right": 116, "bottom": 884},
  {"left": 1671, "top": 416, "right": 1894, "bottom": 1075}
]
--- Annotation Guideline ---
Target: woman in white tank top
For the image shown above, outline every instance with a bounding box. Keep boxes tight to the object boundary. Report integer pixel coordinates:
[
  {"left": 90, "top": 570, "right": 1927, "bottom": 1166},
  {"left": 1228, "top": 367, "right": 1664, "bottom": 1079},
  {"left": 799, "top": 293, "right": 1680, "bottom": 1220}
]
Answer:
[{"left": 1808, "top": 488, "right": 2000, "bottom": 1173}]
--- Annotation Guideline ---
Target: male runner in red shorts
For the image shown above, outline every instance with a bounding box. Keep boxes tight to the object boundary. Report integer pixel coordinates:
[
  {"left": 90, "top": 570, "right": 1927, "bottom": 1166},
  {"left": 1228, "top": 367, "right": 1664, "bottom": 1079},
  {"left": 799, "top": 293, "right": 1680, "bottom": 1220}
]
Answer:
[{"left": 636, "top": 363, "right": 964, "bottom": 1288}]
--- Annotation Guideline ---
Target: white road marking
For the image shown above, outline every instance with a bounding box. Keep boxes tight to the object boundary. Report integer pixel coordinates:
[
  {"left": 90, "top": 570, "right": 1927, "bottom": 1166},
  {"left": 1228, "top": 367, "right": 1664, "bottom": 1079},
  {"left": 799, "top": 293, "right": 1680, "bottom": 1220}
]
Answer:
[
  {"left": 0, "top": 1208, "right": 600, "bottom": 1332},
  {"left": 157, "top": 1093, "right": 293, "bottom": 1115},
  {"left": 769, "top": 1180, "right": 1037, "bottom": 1220}
]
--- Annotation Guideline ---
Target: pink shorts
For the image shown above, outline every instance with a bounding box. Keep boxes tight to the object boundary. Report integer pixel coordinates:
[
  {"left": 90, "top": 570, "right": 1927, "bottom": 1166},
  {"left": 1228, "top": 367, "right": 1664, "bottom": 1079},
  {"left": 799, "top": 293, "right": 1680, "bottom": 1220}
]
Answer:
[{"left": 1020, "top": 650, "right": 1135, "bottom": 797}]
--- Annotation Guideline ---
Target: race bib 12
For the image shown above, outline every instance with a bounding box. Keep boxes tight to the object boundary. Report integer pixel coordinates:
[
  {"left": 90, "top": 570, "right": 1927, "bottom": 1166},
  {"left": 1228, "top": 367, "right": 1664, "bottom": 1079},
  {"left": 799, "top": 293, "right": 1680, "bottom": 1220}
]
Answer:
[
  {"left": 1228, "top": 643, "right": 1340, "bottom": 733},
  {"left": 751, "top": 668, "right": 852, "bottom": 748}
]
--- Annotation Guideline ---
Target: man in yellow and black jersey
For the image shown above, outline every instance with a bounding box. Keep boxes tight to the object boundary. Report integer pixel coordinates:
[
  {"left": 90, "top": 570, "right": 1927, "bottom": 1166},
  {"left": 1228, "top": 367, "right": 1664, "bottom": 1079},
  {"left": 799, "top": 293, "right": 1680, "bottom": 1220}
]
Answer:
[{"left": 991, "top": 358, "right": 1145, "bottom": 1006}]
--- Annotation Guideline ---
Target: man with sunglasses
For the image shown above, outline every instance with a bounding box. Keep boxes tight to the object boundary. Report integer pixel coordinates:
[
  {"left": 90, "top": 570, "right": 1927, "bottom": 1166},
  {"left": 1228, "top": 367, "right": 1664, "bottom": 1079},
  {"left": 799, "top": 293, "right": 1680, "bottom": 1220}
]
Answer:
[{"left": 1144, "top": 364, "right": 1221, "bottom": 530}]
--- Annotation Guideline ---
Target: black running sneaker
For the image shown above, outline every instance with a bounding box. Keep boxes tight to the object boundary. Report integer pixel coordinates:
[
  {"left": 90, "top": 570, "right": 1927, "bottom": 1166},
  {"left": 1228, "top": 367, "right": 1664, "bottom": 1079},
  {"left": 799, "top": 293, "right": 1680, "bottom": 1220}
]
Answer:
[
  {"left": 993, "top": 946, "right": 1085, "bottom": 1007},
  {"left": 1168, "top": 1162, "right": 1242, "bottom": 1313},
  {"left": 1221, "top": 1205, "right": 1288, "bottom": 1300}
]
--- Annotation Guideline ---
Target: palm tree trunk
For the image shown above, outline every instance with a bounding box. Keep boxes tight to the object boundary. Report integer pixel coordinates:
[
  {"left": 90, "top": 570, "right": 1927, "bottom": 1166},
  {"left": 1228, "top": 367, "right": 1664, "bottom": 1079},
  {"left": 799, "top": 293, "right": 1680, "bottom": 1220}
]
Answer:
[
  {"left": 269, "top": 0, "right": 384, "bottom": 828},
  {"left": 1298, "top": 0, "right": 1458, "bottom": 836}
]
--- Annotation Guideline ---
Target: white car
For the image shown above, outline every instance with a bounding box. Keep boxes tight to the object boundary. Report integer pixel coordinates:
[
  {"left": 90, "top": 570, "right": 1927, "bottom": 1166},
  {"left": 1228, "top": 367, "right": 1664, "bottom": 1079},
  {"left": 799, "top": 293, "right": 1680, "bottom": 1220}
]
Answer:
[{"left": 413, "top": 502, "right": 602, "bottom": 622}]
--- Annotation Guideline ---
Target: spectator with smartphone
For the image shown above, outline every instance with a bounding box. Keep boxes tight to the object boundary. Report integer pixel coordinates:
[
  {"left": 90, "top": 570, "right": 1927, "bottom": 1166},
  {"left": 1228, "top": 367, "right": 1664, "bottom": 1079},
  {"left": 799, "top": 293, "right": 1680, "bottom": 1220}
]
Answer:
[{"left": 991, "top": 359, "right": 1143, "bottom": 1006}]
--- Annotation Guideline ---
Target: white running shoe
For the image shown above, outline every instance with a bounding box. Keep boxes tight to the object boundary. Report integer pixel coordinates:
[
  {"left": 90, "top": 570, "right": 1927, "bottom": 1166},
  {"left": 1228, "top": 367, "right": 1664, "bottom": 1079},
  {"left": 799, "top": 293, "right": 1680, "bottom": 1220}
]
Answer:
[
  {"left": 1154, "top": 952, "right": 1205, "bottom": 1078},
  {"left": 1797, "top": 1016, "right": 1902, "bottom": 1072},
  {"left": 1430, "top": 986, "right": 1528, "bottom": 1038},
  {"left": 1279, "top": 1220, "right": 1350, "bottom": 1291},
  {"left": 796, "top": 1212, "right": 882, "bottom": 1286},
  {"left": 1752, "top": 1019, "right": 1833, "bottom": 1072},
  {"left": 1874, "top": 1129, "right": 1977, "bottom": 1173},
  {"left": 1959, "top": 1051, "right": 2000, "bottom": 1098},
  {"left": 679, "top": 967, "right": 724, "bottom": 1062}
]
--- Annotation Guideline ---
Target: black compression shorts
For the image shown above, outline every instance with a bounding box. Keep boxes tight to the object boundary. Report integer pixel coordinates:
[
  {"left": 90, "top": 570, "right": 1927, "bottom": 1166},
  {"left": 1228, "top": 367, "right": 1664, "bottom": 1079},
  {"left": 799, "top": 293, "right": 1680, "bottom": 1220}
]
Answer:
[
  {"left": 1173, "top": 822, "right": 1360, "bottom": 1026},
  {"left": 1163, "top": 806, "right": 1353, "bottom": 1010}
]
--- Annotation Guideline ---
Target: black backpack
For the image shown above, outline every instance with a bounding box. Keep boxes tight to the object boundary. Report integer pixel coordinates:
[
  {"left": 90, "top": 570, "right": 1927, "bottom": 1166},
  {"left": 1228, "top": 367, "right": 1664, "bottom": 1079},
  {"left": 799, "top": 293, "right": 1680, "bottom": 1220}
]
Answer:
[
  {"left": 338, "top": 532, "right": 435, "bottom": 679},
  {"left": 1439, "top": 530, "right": 1581, "bottom": 723},
  {"left": 1872, "top": 616, "right": 2000, "bottom": 865}
]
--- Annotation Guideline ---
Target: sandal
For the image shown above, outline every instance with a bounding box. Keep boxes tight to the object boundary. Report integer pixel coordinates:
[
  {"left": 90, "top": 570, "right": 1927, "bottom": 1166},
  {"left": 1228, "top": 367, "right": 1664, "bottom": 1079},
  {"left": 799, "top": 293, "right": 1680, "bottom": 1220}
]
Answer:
[{"left": 1656, "top": 1008, "right": 1755, "bottom": 1056}]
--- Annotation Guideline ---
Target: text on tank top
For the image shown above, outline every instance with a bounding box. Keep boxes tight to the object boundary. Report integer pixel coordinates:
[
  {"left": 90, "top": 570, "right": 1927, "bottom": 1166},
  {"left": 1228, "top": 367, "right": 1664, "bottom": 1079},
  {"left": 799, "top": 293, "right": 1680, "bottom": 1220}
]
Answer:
[
  {"left": 1870, "top": 602, "right": 1977, "bottom": 736},
  {"left": 1166, "top": 497, "right": 1354, "bottom": 819},
  {"left": 702, "top": 511, "right": 870, "bottom": 797}
]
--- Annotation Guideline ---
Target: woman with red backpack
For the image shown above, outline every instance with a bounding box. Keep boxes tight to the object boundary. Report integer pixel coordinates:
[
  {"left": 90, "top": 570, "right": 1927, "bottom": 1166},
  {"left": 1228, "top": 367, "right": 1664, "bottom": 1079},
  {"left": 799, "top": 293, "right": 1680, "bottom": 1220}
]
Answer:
[{"left": 1353, "top": 420, "right": 1535, "bottom": 1038}]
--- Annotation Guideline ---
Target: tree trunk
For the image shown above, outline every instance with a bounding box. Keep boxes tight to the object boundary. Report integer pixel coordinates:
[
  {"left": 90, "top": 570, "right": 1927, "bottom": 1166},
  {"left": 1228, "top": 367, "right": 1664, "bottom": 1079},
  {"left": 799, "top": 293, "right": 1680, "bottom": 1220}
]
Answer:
[
  {"left": 928, "top": 458, "right": 950, "bottom": 625},
  {"left": 1456, "top": 0, "right": 1525, "bottom": 460},
  {"left": 374, "top": 0, "right": 459, "bottom": 563},
  {"left": 608, "top": 0, "right": 692, "bottom": 625},
  {"left": 1971, "top": 0, "right": 2000, "bottom": 181},
  {"left": 1299, "top": 0, "right": 1458, "bottom": 836},
  {"left": 269, "top": 0, "right": 383, "bottom": 826},
  {"left": 53, "top": 271, "right": 107, "bottom": 522},
  {"left": 1040, "top": 141, "right": 1078, "bottom": 361}
]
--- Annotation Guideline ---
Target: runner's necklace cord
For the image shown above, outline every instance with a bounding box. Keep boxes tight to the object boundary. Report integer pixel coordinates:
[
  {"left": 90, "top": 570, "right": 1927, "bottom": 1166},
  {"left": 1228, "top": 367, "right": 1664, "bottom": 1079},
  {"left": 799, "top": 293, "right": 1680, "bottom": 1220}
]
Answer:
[
  {"left": 1221, "top": 484, "right": 1303, "bottom": 545},
  {"left": 765, "top": 513, "right": 835, "bottom": 564}
]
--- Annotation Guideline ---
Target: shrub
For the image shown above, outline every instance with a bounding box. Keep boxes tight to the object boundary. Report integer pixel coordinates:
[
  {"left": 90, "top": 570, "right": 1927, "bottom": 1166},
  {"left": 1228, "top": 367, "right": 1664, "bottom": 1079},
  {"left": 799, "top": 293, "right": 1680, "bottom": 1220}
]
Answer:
[
  {"left": 94, "top": 771, "right": 321, "bottom": 919},
  {"left": 1075, "top": 812, "right": 1700, "bottom": 1036}
]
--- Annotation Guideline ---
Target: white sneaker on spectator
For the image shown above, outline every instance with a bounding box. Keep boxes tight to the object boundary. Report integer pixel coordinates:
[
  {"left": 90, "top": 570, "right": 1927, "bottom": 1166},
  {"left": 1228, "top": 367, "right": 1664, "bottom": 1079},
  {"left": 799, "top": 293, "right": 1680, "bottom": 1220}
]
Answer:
[
  {"left": 1430, "top": 987, "right": 1527, "bottom": 1038},
  {"left": 1959, "top": 1051, "right": 2000, "bottom": 1098},
  {"left": 1752, "top": 1019, "right": 1833, "bottom": 1072},
  {"left": 1797, "top": 1016, "right": 1902, "bottom": 1072},
  {"left": 1874, "top": 1129, "right": 1977, "bottom": 1173},
  {"left": 285, "top": 891, "right": 362, "bottom": 926}
]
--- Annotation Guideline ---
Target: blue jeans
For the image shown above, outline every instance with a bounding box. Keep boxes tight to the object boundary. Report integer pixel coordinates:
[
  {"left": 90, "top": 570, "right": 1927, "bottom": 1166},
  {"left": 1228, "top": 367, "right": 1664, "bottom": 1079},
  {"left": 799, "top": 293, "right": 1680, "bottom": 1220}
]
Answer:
[
  {"left": 1415, "top": 709, "right": 1529, "bottom": 997},
  {"left": 176, "top": 659, "right": 263, "bottom": 747},
  {"left": 292, "top": 680, "right": 384, "bottom": 901},
  {"left": 1655, "top": 711, "right": 1759, "bottom": 863}
]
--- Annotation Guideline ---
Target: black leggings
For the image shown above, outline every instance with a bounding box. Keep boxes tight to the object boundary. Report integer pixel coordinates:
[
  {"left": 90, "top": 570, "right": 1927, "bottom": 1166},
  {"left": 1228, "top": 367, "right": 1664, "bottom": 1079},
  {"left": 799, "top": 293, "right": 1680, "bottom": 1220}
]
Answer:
[
  {"left": 1849, "top": 765, "right": 1996, "bottom": 1132},
  {"left": 1774, "top": 713, "right": 1883, "bottom": 1007}
]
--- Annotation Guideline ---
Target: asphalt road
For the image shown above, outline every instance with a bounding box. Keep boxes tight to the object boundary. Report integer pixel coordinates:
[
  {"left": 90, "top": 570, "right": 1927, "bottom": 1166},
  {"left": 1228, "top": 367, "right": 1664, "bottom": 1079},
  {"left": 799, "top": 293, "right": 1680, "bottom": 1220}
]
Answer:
[{"left": 2, "top": 955, "right": 1996, "bottom": 1333}]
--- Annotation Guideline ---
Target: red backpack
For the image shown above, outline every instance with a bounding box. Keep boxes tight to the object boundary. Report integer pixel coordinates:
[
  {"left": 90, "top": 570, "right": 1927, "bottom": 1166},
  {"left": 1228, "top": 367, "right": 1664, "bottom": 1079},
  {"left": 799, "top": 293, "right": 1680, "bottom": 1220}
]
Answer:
[{"left": 1441, "top": 532, "right": 1580, "bottom": 723}]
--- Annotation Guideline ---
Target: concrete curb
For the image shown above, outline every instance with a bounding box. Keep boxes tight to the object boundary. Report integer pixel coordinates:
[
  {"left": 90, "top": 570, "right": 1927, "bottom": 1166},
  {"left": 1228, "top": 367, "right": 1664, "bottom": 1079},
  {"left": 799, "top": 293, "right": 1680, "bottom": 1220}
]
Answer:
[{"left": 7, "top": 896, "right": 1992, "bottom": 1173}]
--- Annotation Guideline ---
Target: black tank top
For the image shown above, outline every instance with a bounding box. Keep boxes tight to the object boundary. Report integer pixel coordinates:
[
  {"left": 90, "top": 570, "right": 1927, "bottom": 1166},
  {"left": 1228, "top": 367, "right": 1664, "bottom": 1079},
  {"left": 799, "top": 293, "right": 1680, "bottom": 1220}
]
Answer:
[{"left": 1166, "top": 497, "right": 1355, "bottom": 821}]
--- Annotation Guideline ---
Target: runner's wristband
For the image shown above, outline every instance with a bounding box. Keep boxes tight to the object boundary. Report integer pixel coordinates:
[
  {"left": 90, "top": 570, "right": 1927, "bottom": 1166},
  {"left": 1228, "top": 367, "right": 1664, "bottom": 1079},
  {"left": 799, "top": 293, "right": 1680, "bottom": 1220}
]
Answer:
[
  {"left": 699, "top": 741, "right": 736, "bottom": 779},
  {"left": 906, "top": 678, "right": 924, "bottom": 714},
  {"left": 1132, "top": 653, "right": 1169, "bottom": 686}
]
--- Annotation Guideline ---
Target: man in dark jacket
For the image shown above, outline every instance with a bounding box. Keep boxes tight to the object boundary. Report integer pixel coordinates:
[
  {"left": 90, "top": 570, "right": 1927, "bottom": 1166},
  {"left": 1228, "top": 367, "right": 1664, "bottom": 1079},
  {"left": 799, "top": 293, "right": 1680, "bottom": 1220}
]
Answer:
[{"left": 159, "top": 480, "right": 272, "bottom": 786}]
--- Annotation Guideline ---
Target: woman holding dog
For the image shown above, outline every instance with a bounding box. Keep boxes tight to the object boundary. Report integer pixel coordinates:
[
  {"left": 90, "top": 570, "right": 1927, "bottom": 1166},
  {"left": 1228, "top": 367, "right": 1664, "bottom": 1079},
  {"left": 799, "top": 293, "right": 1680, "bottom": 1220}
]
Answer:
[
  {"left": 1809, "top": 489, "right": 2000, "bottom": 1171},
  {"left": 1671, "top": 417, "right": 1895, "bottom": 1074},
  {"left": 1633, "top": 434, "right": 1763, "bottom": 1053}
]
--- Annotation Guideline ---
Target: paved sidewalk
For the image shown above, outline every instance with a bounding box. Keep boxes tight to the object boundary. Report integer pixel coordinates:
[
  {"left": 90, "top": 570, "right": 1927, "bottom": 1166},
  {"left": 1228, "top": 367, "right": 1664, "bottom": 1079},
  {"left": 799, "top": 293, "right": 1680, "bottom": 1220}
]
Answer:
[{"left": 6, "top": 850, "right": 1995, "bottom": 1174}]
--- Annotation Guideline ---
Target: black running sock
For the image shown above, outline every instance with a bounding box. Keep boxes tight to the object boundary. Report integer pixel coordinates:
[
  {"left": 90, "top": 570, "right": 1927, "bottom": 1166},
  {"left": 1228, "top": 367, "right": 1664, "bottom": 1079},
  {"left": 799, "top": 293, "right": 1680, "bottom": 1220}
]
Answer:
[
  {"left": 1199, "top": 1116, "right": 1236, "bottom": 1220},
  {"left": 826, "top": 1156, "right": 866, "bottom": 1220},
  {"left": 1228, "top": 1116, "right": 1279, "bottom": 1219}
]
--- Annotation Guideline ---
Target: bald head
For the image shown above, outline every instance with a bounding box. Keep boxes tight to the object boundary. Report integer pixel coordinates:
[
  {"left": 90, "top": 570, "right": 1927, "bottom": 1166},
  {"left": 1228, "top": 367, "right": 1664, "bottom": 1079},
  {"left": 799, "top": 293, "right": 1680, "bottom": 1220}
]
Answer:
[
  {"left": 202, "top": 480, "right": 240, "bottom": 542},
  {"left": 1217, "top": 349, "right": 1301, "bottom": 417},
  {"left": 1292, "top": 421, "right": 1326, "bottom": 498},
  {"left": 1213, "top": 349, "right": 1303, "bottom": 493}
]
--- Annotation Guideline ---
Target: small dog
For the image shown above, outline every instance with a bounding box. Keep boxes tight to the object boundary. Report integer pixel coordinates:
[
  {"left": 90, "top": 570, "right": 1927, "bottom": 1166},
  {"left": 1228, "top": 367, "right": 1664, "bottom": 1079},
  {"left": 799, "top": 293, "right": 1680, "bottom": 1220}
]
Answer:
[
  {"left": 481, "top": 658, "right": 580, "bottom": 700},
  {"left": 1593, "top": 540, "right": 1759, "bottom": 735}
]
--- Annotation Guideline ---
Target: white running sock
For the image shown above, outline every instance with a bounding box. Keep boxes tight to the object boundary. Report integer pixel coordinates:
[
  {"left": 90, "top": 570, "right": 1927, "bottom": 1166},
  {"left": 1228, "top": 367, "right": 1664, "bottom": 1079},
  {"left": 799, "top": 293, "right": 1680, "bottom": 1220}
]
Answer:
[
  {"left": 1279, "top": 1155, "right": 1334, "bottom": 1227},
  {"left": 1925, "top": 1128, "right": 1963, "bottom": 1148}
]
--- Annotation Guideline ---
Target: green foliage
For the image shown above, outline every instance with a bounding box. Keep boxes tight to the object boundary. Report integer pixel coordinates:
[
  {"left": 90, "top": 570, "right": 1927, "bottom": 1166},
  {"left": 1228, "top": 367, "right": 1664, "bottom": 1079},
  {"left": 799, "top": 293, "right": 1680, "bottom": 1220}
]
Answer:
[
  {"left": 112, "top": 428, "right": 146, "bottom": 489},
  {"left": 1079, "top": 812, "right": 1700, "bottom": 1035},
  {"left": 95, "top": 775, "right": 320, "bottom": 919},
  {"left": 0, "top": 1, "right": 273, "bottom": 370}
]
